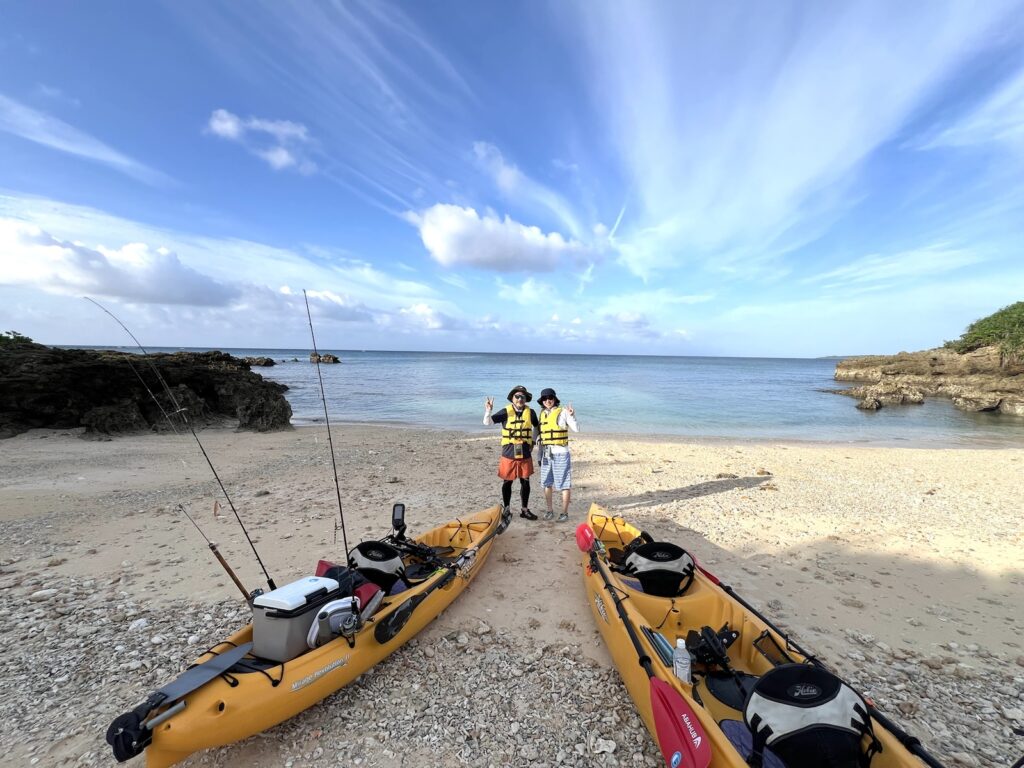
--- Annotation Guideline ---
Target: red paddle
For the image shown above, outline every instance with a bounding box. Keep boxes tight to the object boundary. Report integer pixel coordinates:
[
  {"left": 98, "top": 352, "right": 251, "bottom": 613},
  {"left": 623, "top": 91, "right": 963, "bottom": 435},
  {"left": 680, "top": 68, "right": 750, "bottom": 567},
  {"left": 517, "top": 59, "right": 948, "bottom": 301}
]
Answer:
[{"left": 575, "top": 523, "right": 712, "bottom": 768}]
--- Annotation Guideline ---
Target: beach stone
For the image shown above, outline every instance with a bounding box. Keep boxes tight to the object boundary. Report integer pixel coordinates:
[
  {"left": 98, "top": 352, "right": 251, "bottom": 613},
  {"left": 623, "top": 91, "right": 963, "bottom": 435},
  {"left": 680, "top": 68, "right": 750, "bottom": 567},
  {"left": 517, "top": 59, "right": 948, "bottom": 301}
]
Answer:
[
  {"left": 28, "top": 589, "right": 58, "bottom": 602},
  {"left": 593, "top": 738, "right": 617, "bottom": 754}
]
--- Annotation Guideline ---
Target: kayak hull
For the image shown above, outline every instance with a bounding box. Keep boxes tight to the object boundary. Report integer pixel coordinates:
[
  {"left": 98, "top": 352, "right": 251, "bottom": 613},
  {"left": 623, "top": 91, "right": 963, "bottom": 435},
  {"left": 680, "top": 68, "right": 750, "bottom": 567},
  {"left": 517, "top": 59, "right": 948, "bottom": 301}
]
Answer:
[
  {"left": 580, "top": 504, "right": 936, "bottom": 768},
  {"left": 141, "top": 506, "right": 501, "bottom": 768}
]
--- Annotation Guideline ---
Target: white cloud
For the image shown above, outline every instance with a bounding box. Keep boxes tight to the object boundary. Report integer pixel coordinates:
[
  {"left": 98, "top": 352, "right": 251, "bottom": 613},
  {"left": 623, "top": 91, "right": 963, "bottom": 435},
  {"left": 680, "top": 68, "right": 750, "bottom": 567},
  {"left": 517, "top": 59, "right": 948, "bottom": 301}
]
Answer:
[
  {"left": 496, "top": 277, "right": 559, "bottom": 306},
  {"left": 0, "top": 93, "right": 170, "bottom": 185},
  {"left": 405, "top": 204, "right": 588, "bottom": 272},
  {"left": 206, "top": 108, "right": 318, "bottom": 174},
  {"left": 0, "top": 194, "right": 442, "bottom": 314},
  {"left": 397, "top": 303, "right": 461, "bottom": 330},
  {"left": 0, "top": 219, "right": 237, "bottom": 305}
]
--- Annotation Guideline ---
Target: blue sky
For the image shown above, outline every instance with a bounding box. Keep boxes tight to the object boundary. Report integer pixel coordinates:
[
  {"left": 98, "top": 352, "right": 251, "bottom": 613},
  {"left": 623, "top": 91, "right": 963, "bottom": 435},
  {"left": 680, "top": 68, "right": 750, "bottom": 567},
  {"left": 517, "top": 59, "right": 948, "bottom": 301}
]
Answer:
[{"left": 2, "top": 2, "right": 1023, "bottom": 357}]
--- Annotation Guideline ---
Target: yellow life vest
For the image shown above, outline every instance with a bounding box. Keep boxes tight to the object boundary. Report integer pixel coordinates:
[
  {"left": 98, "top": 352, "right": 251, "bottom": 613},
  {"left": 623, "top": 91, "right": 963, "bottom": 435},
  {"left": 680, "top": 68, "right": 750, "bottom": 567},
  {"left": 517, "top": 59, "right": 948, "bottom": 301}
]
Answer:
[
  {"left": 501, "top": 405, "right": 533, "bottom": 445},
  {"left": 540, "top": 407, "right": 568, "bottom": 446}
]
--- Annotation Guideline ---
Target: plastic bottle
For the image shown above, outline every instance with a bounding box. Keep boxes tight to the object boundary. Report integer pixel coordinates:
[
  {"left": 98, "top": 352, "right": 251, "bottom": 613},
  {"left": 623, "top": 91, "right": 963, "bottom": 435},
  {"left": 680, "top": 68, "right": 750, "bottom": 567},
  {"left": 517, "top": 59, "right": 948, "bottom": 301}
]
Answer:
[{"left": 673, "top": 638, "right": 691, "bottom": 684}]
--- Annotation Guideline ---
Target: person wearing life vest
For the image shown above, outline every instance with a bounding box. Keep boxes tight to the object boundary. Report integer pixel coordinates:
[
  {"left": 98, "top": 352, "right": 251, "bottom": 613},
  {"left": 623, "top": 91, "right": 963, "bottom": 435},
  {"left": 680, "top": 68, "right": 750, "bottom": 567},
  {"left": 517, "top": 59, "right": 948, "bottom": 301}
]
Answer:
[
  {"left": 483, "top": 385, "right": 540, "bottom": 520},
  {"left": 537, "top": 387, "right": 578, "bottom": 522}
]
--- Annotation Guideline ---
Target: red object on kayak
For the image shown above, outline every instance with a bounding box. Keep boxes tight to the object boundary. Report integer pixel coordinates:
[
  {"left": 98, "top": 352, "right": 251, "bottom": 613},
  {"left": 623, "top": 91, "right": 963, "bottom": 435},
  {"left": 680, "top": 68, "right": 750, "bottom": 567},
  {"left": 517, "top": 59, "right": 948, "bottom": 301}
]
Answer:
[{"left": 575, "top": 522, "right": 595, "bottom": 553}]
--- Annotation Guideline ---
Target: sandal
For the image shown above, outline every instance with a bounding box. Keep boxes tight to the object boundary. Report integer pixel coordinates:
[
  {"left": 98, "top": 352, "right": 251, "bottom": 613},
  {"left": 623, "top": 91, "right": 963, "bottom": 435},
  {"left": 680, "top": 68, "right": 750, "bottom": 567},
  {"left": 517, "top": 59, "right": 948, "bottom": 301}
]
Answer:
[
  {"left": 543, "top": 510, "right": 555, "bottom": 521},
  {"left": 557, "top": 512, "right": 569, "bottom": 522},
  {"left": 520, "top": 508, "right": 538, "bottom": 521}
]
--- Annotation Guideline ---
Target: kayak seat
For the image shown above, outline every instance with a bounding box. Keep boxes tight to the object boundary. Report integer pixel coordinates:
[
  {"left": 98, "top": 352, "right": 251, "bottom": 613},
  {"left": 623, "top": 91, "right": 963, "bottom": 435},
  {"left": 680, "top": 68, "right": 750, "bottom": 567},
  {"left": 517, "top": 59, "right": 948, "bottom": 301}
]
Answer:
[
  {"left": 744, "top": 664, "right": 881, "bottom": 768},
  {"left": 621, "top": 541, "right": 696, "bottom": 597},
  {"left": 691, "top": 671, "right": 759, "bottom": 725},
  {"left": 348, "top": 541, "right": 406, "bottom": 593}
]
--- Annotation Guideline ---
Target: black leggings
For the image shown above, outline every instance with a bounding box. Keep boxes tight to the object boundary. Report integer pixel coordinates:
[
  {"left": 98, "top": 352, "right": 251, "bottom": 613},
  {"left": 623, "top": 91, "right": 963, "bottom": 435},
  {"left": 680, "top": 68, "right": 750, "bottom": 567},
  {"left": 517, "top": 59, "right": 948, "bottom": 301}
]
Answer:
[{"left": 501, "top": 479, "right": 530, "bottom": 510}]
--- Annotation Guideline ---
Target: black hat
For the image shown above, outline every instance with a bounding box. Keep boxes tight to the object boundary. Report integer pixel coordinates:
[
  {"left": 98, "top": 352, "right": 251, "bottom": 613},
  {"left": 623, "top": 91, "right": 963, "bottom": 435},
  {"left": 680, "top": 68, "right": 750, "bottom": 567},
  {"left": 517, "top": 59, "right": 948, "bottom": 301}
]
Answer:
[
  {"left": 507, "top": 385, "right": 532, "bottom": 403},
  {"left": 539, "top": 388, "right": 560, "bottom": 406}
]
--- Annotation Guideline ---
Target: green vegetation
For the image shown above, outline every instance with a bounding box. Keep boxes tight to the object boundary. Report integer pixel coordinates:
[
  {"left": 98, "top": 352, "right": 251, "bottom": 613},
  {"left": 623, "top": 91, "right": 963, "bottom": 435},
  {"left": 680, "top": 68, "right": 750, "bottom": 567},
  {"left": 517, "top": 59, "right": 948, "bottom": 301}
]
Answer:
[
  {"left": 944, "top": 302, "right": 1024, "bottom": 362},
  {"left": 0, "top": 330, "right": 34, "bottom": 349}
]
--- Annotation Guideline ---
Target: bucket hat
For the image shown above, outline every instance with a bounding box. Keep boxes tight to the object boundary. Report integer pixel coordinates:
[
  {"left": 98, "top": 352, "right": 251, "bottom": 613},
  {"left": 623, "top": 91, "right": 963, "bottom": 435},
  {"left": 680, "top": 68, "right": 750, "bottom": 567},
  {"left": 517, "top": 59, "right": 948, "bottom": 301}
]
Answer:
[
  {"left": 507, "top": 385, "right": 532, "bottom": 403},
  {"left": 538, "top": 388, "right": 560, "bottom": 406}
]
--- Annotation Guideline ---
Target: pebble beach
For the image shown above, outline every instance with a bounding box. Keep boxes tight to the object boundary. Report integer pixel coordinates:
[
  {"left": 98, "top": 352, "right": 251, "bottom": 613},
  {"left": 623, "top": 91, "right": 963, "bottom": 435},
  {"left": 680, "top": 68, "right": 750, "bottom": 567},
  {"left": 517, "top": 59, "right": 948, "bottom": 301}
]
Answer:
[{"left": 1, "top": 425, "right": 1022, "bottom": 767}]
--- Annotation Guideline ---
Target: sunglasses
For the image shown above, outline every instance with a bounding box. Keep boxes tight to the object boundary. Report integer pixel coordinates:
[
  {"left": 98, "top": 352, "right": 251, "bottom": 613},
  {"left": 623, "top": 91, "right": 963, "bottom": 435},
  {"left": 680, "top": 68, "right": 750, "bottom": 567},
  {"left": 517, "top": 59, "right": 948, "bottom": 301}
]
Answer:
[
  {"left": 512, "top": 394, "right": 526, "bottom": 400},
  {"left": 541, "top": 396, "right": 555, "bottom": 401}
]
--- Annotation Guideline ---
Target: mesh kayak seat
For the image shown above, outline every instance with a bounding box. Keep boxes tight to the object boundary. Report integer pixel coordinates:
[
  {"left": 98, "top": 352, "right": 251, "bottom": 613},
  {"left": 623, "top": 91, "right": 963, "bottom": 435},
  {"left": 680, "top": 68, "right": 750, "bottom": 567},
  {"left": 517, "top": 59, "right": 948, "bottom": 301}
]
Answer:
[
  {"left": 743, "top": 664, "right": 882, "bottom": 768},
  {"left": 348, "top": 541, "right": 406, "bottom": 593},
  {"left": 621, "top": 541, "right": 696, "bottom": 597},
  {"left": 719, "top": 721, "right": 787, "bottom": 768}
]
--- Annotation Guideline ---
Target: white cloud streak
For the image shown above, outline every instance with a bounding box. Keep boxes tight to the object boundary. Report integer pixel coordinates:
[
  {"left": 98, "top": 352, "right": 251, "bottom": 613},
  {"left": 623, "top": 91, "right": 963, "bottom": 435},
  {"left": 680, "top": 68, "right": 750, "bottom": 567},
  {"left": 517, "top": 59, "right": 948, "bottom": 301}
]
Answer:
[
  {"left": 565, "top": 2, "right": 1023, "bottom": 277},
  {"left": 473, "top": 142, "right": 584, "bottom": 239},
  {"left": 922, "top": 65, "right": 1024, "bottom": 151},
  {"left": 0, "top": 93, "right": 170, "bottom": 185}
]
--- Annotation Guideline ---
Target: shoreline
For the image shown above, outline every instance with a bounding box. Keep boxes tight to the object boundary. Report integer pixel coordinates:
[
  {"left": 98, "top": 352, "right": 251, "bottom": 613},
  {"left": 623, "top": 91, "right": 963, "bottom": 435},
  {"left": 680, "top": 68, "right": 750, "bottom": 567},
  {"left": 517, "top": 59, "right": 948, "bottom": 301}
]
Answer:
[
  {"left": 1, "top": 425, "right": 1021, "bottom": 766},
  {"left": 291, "top": 419, "right": 1024, "bottom": 450}
]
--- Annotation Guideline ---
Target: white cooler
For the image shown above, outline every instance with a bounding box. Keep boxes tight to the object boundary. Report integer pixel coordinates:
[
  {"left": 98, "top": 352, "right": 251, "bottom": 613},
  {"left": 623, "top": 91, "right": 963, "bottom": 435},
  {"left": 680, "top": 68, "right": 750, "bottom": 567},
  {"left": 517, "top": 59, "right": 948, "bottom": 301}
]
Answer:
[{"left": 252, "top": 576, "right": 340, "bottom": 662}]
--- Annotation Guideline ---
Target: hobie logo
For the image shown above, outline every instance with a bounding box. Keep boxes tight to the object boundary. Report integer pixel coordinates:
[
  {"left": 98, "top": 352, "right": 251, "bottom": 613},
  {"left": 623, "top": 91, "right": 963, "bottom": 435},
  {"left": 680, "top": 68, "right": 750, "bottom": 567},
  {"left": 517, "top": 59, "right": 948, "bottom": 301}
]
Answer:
[
  {"left": 787, "top": 683, "right": 822, "bottom": 699},
  {"left": 593, "top": 592, "right": 609, "bottom": 623},
  {"left": 670, "top": 751, "right": 682, "bottom": 768},
  {"left": 681, "top": 713, "right": 702, "bottom": 747}
]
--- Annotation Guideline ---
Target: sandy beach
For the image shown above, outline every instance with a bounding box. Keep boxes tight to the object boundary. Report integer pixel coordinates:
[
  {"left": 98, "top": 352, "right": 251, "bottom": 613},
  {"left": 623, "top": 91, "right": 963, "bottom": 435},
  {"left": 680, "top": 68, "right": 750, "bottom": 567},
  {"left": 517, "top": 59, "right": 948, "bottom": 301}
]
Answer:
[{"left": 1, "top": 425, "right": 1022, "bottom": 767}]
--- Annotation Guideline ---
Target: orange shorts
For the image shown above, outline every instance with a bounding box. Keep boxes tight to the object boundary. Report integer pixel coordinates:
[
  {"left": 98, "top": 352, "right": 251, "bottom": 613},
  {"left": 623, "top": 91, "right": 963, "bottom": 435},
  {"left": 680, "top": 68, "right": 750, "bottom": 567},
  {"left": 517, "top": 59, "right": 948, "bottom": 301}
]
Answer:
[{"left": 498, "top": 456, "right": 534, "bottom": 480}]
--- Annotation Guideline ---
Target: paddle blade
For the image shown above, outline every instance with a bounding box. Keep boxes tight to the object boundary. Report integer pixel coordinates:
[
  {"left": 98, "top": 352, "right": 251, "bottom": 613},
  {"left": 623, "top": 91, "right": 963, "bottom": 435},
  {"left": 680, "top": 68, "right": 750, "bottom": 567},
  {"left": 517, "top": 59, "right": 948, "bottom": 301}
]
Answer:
[
  {"left": 650, "top": 677, "right": 712, "bottom": 768},
  {"left": 575, "top": 522, "right": 595, "bottom": 552}
]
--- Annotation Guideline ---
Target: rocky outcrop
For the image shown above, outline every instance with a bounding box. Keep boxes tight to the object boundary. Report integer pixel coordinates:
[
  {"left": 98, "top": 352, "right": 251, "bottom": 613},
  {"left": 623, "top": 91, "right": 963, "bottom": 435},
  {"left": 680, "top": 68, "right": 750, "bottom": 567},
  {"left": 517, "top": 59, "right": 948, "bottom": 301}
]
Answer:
[
  {"left": 309, "top": 353, "right": 340, "bottom": 364},
  {"left": 0, "top": 341, "right": 292, "bottom": 438},
  {"left": 833, "top": 346, "right": 1024, "bottom": 415},
  {"left": 242, "top": 356, "right": 276, "bottom": 367}
]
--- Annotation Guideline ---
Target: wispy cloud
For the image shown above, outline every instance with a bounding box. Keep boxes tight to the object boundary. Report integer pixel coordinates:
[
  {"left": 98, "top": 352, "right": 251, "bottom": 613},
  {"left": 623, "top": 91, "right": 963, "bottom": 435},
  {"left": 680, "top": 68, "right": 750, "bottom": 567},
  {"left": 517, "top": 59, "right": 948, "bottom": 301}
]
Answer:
[
  {"left": 803, "top": 244, "right": 984, "bottom": 289},
  {"left": 920, "top": 65, "right": 1024, "bottom": 151},
  {"left": 0, "top": 93, "right": 170, "bottom": 185},
  {"left": 35, "top": 83, "right": 80, "bottom": 107},
  {"left": 206, "top": 108, "right": 317, "bottom": 174},
  {"left": 565, "top": 2, "right": 1023, "bottom": 277},
  {"left": 405, "top": 204, "right": 589, "bottom": 272},
  {"left": 175, "top": 3, "right": 476, "bottom": 206},
  {"left": 473, "top": 142, "right": 585, "bottom": 239}
]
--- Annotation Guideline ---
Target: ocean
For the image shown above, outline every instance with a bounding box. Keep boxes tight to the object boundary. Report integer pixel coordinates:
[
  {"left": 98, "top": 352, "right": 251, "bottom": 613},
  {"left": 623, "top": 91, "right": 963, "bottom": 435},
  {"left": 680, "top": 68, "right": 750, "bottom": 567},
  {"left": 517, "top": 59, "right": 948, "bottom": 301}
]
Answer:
[{"left": 101, "top": 348, "right": 1024, "bottom": 447}]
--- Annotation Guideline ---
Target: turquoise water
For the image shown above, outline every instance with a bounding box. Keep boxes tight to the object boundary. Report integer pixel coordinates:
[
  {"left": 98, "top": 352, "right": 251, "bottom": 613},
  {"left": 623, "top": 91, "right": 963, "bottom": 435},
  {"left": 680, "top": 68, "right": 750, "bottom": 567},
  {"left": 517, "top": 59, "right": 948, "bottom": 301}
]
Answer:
[{"left": 101, "top": 348, "right": 1024, "bottom": 447}]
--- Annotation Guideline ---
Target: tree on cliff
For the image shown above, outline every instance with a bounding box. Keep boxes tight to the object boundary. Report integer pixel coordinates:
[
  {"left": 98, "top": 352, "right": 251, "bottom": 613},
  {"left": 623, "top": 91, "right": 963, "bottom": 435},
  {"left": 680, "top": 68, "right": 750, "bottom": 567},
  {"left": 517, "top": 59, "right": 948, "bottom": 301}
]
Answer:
[
  {"left": 0, "top": 331, "right": 36, "bottom": 349},
  {"left": 944, "top": 302, "right": 1024, "bottom": 363}
]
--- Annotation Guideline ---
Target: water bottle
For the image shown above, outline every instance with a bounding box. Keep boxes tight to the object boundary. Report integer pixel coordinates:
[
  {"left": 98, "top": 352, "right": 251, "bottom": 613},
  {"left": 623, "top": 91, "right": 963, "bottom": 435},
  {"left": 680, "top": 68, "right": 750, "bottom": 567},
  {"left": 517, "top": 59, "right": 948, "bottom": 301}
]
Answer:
[{"left": 673, "top": 638, "right": 691, "bottom": 684}]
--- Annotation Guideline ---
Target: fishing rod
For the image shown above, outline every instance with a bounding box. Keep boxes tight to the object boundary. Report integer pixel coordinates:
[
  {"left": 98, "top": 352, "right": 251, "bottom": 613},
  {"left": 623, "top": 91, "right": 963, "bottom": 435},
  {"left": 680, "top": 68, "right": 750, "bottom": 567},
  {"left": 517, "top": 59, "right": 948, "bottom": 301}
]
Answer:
[
  {"left": 302, "top": 289, "right": 350, "bottom": 559},
  {"left": 176, "top": 504, "right": 252, "bottom": 603},
  {"left": 86, "top": 296, "right": 277, "bottom": 591},
  {"left": 84, "top": 298, "right": 181, "bottom": 434}
]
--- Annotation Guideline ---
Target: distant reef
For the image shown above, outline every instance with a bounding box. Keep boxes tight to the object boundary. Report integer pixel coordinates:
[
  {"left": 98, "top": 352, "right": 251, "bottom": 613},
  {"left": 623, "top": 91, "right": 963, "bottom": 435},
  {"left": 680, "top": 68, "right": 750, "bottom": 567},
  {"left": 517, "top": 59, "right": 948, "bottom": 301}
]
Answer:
[
  {"left": 0, "top": 335, "right": 292, "bottom": 438},
  {"left": 831, "top": 302, "right": 1024, "bottom": 415},
  {"left": 831, "top": 345, "right": 1024, "bottom": 414}
]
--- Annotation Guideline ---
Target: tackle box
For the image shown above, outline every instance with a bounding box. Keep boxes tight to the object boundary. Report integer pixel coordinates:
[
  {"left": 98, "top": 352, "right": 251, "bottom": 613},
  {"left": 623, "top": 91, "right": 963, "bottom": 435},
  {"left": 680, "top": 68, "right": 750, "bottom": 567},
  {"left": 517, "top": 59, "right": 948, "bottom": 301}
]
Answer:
[{"left": 252, "top": 576, "right": 340, "bottom": 662}]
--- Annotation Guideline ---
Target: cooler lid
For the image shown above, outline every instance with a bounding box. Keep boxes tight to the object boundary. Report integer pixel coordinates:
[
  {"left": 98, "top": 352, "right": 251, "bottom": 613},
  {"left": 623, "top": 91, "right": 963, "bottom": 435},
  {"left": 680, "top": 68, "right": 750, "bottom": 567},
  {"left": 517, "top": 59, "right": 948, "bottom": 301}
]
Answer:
[{"left": 253, "top": 576, "right": 339, "bottom": 611}]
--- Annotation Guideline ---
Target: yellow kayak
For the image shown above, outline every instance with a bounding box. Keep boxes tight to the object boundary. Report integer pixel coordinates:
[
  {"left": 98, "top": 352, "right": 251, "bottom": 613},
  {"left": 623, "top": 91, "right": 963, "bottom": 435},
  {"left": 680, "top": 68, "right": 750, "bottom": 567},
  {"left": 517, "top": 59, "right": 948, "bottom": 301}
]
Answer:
[
  {"left": 108, "top": 504, "right": 509, "bottom": 767},
  {"left": 578, "top": 504, "right": 946, "bottom": 768}
]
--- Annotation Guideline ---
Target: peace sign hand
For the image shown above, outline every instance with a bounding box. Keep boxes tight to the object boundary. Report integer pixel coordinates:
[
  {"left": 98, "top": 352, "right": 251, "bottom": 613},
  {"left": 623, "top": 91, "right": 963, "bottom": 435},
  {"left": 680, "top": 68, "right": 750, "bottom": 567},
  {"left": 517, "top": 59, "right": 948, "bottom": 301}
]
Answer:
[
  {"left": 485, "top": 396, "right": 494, "bottom": 409},
  {"left": 566, "top": 403, "right": 575, "bottom": 417}
]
